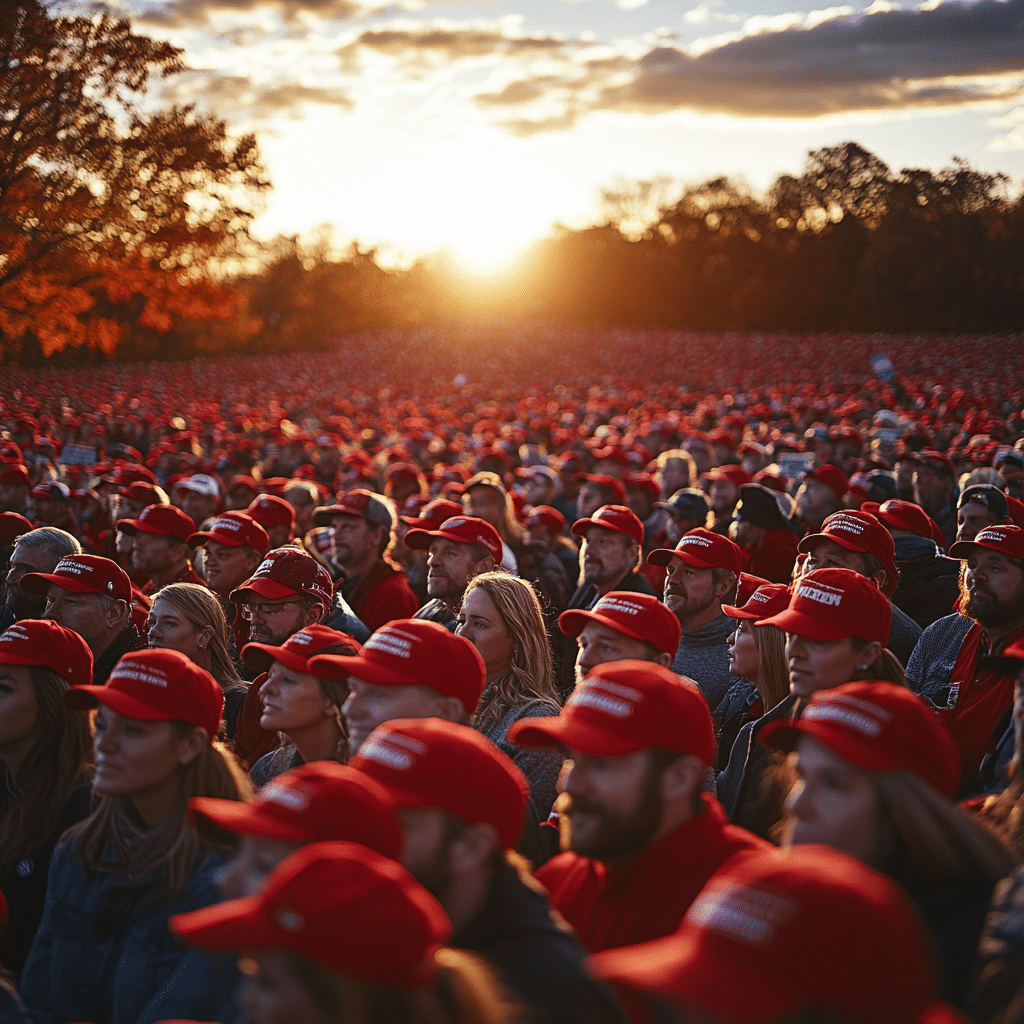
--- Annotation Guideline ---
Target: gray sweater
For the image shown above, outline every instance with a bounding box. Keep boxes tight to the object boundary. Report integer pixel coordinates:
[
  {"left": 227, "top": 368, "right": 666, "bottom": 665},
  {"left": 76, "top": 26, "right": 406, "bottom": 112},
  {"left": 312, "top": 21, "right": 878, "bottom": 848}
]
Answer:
[{"left": 671, "top": 611, "right": 737, "bottom": 711}]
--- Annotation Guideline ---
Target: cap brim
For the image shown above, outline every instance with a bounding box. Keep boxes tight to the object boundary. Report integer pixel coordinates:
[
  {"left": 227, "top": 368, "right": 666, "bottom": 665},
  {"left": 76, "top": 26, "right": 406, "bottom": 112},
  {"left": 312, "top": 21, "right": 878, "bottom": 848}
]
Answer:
[
  {"left": 647, "top": 548, "right": 717, "bottom": 570},
  {"left": 241, "top": 642, "right": 311, "bottom": 675},
  {"left": 509, "top": 715, "right": 644, "bottom": 756},
  {"left": 19, "top": 571, "right": 99, "bottom": 596},
  {"left": 558, "top": 607, "right": 647, "bottom": 643},
  {"left": 756, "top": 607, "right": 851, "bottom": 641},
  {"left": 171, "top": 895, "right": 271, "bottom": 950},
  {"left": 230, "top": 578, "right": 298, "bottom": 603},
  {"left": 721, "top": 603, "right": 763, "bottom": 621},
  {"left": 797, "top": 532, "right": 869, "bottom": 556},
  {"left": 187, "top": 530, "right": 246, "bottom": 550},
  {"left": 947, "top": 539, "right": 980, "bottom": 559},
  {"left": 760, "top": 718, "right": 906, "bottom": 776},
  {"left": 307, "top": 653, "right": 417, "bottom": 686},
  {"left": 116, "top": 518, "right": 175, "bottom": 537},
  {"left": 62, "top": 684, "right": 173, "bottom": 722},
  {"left": 189, "top": 797, "right": 313, "bottom": 842}
]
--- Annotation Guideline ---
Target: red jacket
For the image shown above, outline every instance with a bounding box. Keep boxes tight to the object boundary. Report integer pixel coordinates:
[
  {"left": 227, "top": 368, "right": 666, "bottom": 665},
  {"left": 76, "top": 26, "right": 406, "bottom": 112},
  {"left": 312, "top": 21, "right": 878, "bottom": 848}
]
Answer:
[
  {"left": 232, "top": 672, "right": 279, "bottom": 769},
  {"left": 534, "top": 793, "right": 769, "bottom": 953},
  {"left": 347, "top": 560, "right": 419, "bottom": 633}
]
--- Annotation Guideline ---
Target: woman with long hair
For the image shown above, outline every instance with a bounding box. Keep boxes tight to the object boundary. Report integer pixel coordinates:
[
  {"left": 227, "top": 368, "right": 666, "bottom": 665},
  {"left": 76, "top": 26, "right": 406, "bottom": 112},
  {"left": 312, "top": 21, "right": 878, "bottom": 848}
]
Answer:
[
  {"left": 147, "top": 581, "right": 248, "bottom": 739},
  {"left": 762, "top": 680, "right": 1015, "bottom": 1007},
  {"left": 172, "top": 841, "right": 514, "bottom": 1024},
  {"left": 20, "top": 648, "right": 251, "bottom": 1022},
  {"left": 717, "top": 568, "right": 902, "bottom": 840},
  {"left": 455, "top": 571, "right": 561, "bottom": 858},
  {"left": 244, "top": 625, "right": 361, "bottom": 788},
  {"left": 0, "top": 621, "right": 93, "bottom": 976}
]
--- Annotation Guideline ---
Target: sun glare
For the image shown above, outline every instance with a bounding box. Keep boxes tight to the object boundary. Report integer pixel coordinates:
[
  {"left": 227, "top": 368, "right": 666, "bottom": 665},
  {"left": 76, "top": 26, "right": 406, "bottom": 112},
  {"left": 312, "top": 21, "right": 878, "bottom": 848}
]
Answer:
[{"left": 446, "top": 228, "right": 532, "bottom": 276}]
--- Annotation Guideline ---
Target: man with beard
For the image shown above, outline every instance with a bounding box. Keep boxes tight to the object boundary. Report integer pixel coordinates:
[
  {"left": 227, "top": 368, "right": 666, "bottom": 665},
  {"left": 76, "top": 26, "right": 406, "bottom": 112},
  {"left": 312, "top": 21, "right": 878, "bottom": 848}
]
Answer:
[
  {"left": 794, "top": 464, "right": 847, "bottom": 533},
  {"left": 566, "top": 505, "right": 651, "bottom": 612},
  {"left": 405, "top": 516, "right": 500, "bottom": 630},
  {"left": 956, "top": 485, "right": 1012, "bottom": 545},
  {"left": 647, "top": 528, "right": 743, "bottom": 713},
  {"left": 117, "top": 504, "right": 202, "bottom": 594},
  {"left": 509, "top": 661, "right": 768, "bottom": 952},
  {"left": 350, "top": 718, "right": 627, "bottom": 1024},
  {"left": 3, "top": 527, "right": 80, "bottom": 625},
  {"left": 911, "top": 449, "right": 958, "bottom": 547},
  {"left": 20, "top": 554, "right": 141, "bottom": 684},
  {"left": 313, "top": 489, "right": 418, "bottom": 632},
  {"left": 907, "top": 525, "right": 1024, "bottom": 795}
]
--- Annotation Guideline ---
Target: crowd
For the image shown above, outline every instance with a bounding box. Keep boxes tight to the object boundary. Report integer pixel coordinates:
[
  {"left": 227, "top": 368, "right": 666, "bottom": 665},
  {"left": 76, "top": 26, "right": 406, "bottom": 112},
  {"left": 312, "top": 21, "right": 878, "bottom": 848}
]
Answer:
[{"left": 0, "top": 326, "right": 1023, "bottom": 1023}]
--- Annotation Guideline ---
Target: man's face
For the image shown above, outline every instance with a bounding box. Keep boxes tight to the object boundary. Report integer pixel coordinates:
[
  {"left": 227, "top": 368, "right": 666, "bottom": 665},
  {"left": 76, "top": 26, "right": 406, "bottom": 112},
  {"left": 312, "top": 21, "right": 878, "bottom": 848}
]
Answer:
[
  {"left": 44, "top": 585, "right": 109, "bottom": 649},
  {"left": 180, "top": 490, "right": 218, "bottom": 525},
  {"left": 912, "top": 465, "right": 953, "bottom": 517},
  {"left": 524, "top": 475, "right": 553, "bottom": 507},
  {"left": 658, "top": 458, "right": 690, "bottom": 498},
  {"left": 963, "top": 550, "right": 1024, "bottom": 630},
  {"left": 559, "top": 747, "right": 666, "bottom": 862},
  {"left": 35, "top": 498, "right": 68, "bottom": 525},
  {"left": 343, "top": 678, "right": 450, "bottom": 754},
  {"left": 284, "top": 487, "right": 316, "bottom": 536},
  {"left": 663, "top": 558, "right": 718, "bottom": 624},
  {"left": 4, "top": 542, "right": 53, "bottom": 619},
  {"left": 580, "top": 527, "right": 635, "bottom": 590},
  {"left": 130, "top": 531, "right": 177, "bottom": 575},
  {"left": 803, "top": 538, "right": 867, "bottom": 577},
  {"left": 330, "top": 514, "right": 378, "bottom": 571},
  {"left": 397, "top": 805, "right": 458, "bottom": 901},
  {"left": 576, "top": 483, "right": 607, "bottom": 522},
  {"left": 795, "top": 479, "right": 839, "bottom": 531},
  {"left": 426, "top": 539, "right": 480, "bottom": 602},
  {"left": 203, "top": 540, "right": 259, "bottom": 598},
  {"left": 243, "top": 596, "right": 311, "bottom": 646},
  {"left": 957, "top": 503, "right": 997, "bottom": 545},
  {"left": 709, "top": 479, "right": 739, "bottom": 515},
  {"left": 575, "top": 621, "right": 661, "bottom": 683},
  {"left": 0, "top": 483, "right": 28, "bottom": 512},
  {"left": 1000, "top": 465, "right": 1024, "bottom": 501},
  {"left": 463, "top": 486, "right": 503, "bottom": 527}
]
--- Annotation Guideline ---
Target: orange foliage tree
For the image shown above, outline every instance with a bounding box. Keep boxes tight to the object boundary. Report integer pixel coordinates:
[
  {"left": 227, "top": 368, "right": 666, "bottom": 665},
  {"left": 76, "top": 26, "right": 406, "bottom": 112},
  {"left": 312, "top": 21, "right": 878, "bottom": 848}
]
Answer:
[{"left": 0, "top": 2, "right": 270, "bottom": 360}]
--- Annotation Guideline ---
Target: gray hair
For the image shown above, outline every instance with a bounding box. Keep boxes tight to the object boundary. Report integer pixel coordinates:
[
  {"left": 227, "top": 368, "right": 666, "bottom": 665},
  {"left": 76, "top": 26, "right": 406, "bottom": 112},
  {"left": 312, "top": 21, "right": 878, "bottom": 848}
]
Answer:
[{"left": 14, "top": 528, "right": 81, "bottom": 567}]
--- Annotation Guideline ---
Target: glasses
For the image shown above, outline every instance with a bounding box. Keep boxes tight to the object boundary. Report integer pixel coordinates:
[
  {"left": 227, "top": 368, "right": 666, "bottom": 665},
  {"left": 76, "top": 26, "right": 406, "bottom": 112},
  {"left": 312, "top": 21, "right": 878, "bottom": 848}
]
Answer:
[{"left": 240, "top": 598, "right": 305, "bottom": 619}]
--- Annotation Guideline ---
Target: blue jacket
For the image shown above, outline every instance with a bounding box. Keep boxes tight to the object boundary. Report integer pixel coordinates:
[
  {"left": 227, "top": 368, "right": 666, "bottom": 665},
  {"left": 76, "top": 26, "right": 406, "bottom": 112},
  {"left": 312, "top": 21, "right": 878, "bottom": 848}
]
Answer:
[{"left": 20, "top": 836, "right": 238, "bottom": 1024}]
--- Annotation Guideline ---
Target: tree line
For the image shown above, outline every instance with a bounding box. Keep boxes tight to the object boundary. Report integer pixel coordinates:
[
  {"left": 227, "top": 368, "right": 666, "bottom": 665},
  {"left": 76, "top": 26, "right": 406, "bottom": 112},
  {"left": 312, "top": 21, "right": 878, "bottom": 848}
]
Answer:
[{"left": 2, "top": 2, "right": 1021, "bottom": 369}]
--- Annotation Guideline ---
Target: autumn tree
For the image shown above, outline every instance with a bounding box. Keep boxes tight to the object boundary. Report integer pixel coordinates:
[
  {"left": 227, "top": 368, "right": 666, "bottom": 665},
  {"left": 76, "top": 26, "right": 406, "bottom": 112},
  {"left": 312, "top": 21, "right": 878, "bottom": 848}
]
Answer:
[{"left": 0, "top": 1, "right": 269, "bottom": 361}]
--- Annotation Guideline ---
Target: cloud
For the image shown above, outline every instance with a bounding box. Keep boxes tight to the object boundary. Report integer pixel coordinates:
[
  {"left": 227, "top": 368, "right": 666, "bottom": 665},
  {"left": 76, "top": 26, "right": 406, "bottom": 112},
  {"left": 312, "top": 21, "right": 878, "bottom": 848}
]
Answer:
[
  {"left": 474, "top": 0, "right": 1024, "bottom": 132},
  {"left": 136, "top": 0, "right": 373, "bottom": 28},
  {"left": 161, "top": 71, "right": 353, "bottom": 119}
]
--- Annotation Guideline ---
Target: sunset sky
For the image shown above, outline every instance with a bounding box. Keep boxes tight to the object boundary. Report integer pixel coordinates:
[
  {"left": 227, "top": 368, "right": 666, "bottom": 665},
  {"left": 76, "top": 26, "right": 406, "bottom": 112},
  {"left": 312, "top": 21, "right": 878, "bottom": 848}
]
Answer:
[{"left": 125, "top": 0, "right": 1023, "bottom": 270}]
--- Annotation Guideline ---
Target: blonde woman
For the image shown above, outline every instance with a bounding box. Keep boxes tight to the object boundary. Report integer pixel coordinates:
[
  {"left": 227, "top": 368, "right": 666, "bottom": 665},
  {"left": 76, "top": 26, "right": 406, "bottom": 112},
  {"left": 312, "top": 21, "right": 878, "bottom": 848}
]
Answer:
[
  {"left": 147, "top": 581, "right": 247, "bottom": 739},
  {"left": 456, "top": 571, "right": 561, "bottom": 860}
]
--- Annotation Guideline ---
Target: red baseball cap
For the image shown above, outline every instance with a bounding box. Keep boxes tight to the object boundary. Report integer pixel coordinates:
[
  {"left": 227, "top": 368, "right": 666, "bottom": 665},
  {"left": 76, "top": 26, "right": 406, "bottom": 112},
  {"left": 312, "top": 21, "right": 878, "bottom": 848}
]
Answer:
[
  {"left": 351, "top": 718, "right": 529, "bottom": 850},
  {"left": 803, "top": 464, "right": 849, "bottom": 500},
  {"left": 404, "top": 516, "right": 503, "bottom": 565},
  {"left": 117, "top": 504, "right": 196, "bottom": 542},
  {"left": 874, "top": 499, "right": 943, "bottom": 545},
  {"left": 63, "top": 648, "right": 223, "bottom": 740},
  {"left": 0, "top": 619, "right": 93, "bottom": 686},
  {"left": 0, "top": 511, "right": 32, "bottom": 543},
  {"left": 761, "top": 680, "right": 960, "bottom": 798},
  {"left": 230, "top": 549, "right": 334, "bottom": 609},
  {"left": 574, "top": 473, "right": 627, "bottom": 504},
  {"left": 189, "top": 762, "right": 402, "bottom": 856},
  {"left": 313, "top": 489, "right": 396, "bottom": 529},
  {"left": 0, "top": 465, "right": 30, "bottom": 487},
  {"left": 32, "top": 481, "right": 70, "bottom": 501},
  {"left": 702, "top": 465, "right": 753, "bottom": 487},
  {"left": 187, "top": 511, "right": 269, "bottom": 555},
  {"left": 400, "top": 498, "right": 463, "bottom": 529},
  {"left": 722, "top": 583, "right": 792, "bottom": 621},
  {"left": 246, "top": 494, "right": 295, "bottom": 531},
  {"left": 949, "top": 524, "right": 1024, "bottom": 563},
  {"left": 799, "top": 510, "right": 899, "bottom": 595},
  {"left": 310, "top": 619, "right": 486, "bottom": 717},
  {"left": 171, "top": 841, "right": 450, "bottom": 988},
  {"left": 648, "top": 527, "right": 743, "bottom": 574},
  {"left": 242, "top": 624, "right": 361, "bottom": 675},
  {"left": 559, "top": 591, "right": 680, "bottom": 657},
  {"left": 509, "top": 660, "right": 714, "bottom": 765},
  {"left": 571, "top": 505, "right": 644, "bottom": 546},
  {"left": 915, "top": 449, "right": 957, "bottom": 478},
  {"left": 735, "top": 572, "right": 770, "bottom": 605},
  {"left": 20, "top": 553, "right": 132, "bottom": 602},
  {"left": 524, "top": 505, "right": 567, "bottom": 534},
  {"left": 758, "top": 568, "right": 891, "bottom": 644},
  {"left": 590, "top": 845, "right": 957, "bottom": 1024}
]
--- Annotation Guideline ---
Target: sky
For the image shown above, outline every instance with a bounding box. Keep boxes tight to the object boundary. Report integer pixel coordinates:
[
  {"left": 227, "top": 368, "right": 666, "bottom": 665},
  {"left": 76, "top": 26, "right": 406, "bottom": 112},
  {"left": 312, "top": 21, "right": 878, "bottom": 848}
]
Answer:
[{"left": 120, "top": 0, "right": 1023, "bottom": 270}]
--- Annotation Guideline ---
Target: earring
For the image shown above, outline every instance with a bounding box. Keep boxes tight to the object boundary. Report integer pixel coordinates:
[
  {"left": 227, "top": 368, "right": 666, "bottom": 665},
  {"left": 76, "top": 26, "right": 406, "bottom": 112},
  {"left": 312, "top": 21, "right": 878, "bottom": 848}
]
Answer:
[{"left": 857, "top": 664, "right": 868, "bottom": 671}]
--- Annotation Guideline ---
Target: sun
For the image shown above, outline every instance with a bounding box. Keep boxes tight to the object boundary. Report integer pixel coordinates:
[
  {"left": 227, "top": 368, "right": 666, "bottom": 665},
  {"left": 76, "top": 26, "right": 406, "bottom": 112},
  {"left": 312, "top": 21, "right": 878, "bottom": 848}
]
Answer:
[{"left": 445, "top": 223, "right": 536, "bottom": 276}]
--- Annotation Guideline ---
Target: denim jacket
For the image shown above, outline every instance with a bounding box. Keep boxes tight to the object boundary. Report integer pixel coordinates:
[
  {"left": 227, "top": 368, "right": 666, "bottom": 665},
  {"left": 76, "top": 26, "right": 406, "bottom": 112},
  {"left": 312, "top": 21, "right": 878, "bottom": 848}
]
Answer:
[{"left": 20, "top": 836, "right": 238, "bottom": 1024}]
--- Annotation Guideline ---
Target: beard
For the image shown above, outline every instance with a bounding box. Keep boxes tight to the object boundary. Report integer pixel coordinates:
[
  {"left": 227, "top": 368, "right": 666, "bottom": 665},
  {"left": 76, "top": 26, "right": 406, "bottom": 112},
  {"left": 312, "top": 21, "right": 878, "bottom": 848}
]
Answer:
[
  {"left": 962, "top": 573, "right": 1024, "bottom": 630},
  {"left": 1, "top": 581, "right": 44, "bottom": 621},
  {"left": 664, "top": 585, "right": 717, "bottom": 626},
  {"left": 561, "top": 769, "right": 665, "bottom": 863}
]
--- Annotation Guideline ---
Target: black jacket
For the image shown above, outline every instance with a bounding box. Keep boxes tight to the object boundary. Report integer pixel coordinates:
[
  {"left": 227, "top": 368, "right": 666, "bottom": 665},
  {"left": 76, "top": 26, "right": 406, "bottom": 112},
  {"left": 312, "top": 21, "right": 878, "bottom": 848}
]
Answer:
[
  {"left": 454, "top": 860, "right": 628, "bottom": 1024},
  {"left": 893, "top": 538, "right": 961, "bottom": 630},
  {"left": 92, "top": 624, "right": 145, "bottom": 685}
]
